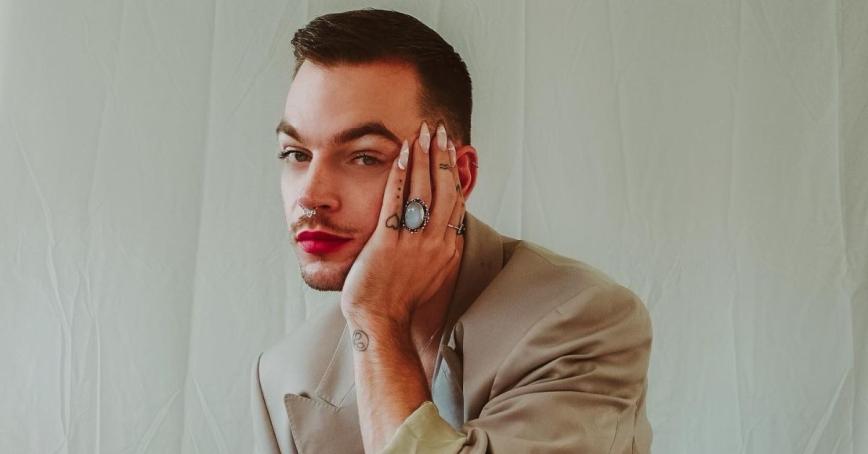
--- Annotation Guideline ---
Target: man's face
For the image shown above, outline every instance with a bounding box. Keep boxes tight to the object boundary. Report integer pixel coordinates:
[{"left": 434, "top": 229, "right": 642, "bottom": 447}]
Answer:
[{"left": 277, "top": 60, "right": 426, "bottom": 291}]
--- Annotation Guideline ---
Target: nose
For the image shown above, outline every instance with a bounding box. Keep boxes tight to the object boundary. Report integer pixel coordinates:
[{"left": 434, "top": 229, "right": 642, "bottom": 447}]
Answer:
[{"left": 294, "top": 159, "right": 340, "bottom": 215}]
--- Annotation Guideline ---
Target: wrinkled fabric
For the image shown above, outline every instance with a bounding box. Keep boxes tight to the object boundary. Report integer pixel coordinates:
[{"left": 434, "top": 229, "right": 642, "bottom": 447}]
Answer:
[
  {"left": 380, "top": 402, "right": 467, "bottom": 454},
  {"left": 1, "top": 1, "right": 865, "bottom": 453}
]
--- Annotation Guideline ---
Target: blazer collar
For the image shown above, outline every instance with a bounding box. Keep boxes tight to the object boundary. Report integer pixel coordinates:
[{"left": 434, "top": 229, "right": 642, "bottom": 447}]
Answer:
[{"left": 439, "top": 212, "right": 505, "bottom": 349}]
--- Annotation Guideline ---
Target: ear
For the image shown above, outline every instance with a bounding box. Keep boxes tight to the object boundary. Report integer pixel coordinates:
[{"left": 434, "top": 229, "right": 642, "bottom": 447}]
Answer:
[{"left": 454, "top": 144, "right": 478, "bottom": 200}]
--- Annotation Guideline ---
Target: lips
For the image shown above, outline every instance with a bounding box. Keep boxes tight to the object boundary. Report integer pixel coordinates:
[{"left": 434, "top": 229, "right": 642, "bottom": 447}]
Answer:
[{"left": 295, "top": 230, "right": 352, "bottom": 255}]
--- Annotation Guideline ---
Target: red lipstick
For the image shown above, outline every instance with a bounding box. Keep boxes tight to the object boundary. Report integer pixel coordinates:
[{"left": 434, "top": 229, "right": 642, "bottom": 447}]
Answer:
[{"left": 295, "top": 230, "right": 352, "bottom": 255}]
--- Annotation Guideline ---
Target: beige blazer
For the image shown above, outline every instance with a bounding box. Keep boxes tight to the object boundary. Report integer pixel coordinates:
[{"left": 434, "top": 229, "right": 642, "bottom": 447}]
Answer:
[{"left": 251, "top": 213, "right": 653, "bottom": 453}]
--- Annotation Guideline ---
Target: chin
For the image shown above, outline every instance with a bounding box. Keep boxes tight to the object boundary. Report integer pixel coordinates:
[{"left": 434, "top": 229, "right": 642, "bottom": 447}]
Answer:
[{"left": 298, "top": 259, "right": 352, "bottom": 292}]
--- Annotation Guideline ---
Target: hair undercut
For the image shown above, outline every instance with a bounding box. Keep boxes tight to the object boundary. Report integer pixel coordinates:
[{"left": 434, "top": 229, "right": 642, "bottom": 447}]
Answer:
[{"left": 291, "top": 8, "right": 473, "bottom": 145}]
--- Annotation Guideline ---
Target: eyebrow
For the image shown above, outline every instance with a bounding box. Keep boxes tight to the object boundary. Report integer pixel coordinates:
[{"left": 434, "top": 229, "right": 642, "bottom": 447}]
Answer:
[{"left": 275, "top": 119, "right": 402, "bottom": 147}]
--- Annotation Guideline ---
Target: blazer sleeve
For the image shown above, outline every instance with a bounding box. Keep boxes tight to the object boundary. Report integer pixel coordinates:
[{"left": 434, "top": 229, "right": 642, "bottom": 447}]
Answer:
[
  {"left": 383, "top": 283, "right": 653, "bottom": 454},
  {"left": 250, "top": 353, "right": 281, "bottom": 454}
]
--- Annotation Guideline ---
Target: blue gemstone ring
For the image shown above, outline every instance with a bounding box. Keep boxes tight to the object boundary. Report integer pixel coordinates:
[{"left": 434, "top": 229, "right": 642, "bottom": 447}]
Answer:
[{"left": 402, "top": 198, "right": 430, "bottom": 233}]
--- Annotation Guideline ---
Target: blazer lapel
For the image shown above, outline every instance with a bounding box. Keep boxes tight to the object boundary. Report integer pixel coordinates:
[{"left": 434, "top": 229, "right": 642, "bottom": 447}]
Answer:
[
  {"left": 314, "top": 325, "right": 356, "bottom": 407},
  {"left": 284, "top": 393, "right": 361, "bottom": 454},
  {"left": 431, "top": 213, "right": 506, "bottom": 428},
  {"left": 441, "top": 213, "right": 506, "bottom": 335},
  {"left": 284, "top": 324, "right": 364, "bottom": 454}
]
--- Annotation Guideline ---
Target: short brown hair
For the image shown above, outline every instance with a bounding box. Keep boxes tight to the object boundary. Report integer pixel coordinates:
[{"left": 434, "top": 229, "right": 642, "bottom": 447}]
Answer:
[{"left": 291, "top": 8, "right": 473, "bottom": 145}]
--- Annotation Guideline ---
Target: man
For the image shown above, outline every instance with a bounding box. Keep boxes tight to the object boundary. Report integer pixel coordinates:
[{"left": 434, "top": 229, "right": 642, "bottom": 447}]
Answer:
[{"left": 252, "top": 8, "right": 652, "bottom": 454}]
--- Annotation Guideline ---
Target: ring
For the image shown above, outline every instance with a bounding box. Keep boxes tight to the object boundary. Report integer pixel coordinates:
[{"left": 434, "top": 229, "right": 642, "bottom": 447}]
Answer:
[
  {"left": 402, "top": 198, "right": 430, "bottom": 233},
  {"left": 447, "top": 222, "right": 466, "bottom": 235},
  {"left": 299, "top": 203, "right": 316, "bottom": 219}
]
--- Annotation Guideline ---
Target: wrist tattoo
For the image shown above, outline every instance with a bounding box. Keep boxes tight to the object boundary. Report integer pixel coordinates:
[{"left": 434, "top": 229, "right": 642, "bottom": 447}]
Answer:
[{"left": 352, "top": 329, "right": 370, "bottom": 351}]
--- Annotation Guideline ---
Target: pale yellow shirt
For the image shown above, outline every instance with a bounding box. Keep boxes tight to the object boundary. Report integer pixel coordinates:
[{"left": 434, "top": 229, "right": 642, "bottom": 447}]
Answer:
[{"left": 381, "top": 402, "right": 466, "bottom": 453}]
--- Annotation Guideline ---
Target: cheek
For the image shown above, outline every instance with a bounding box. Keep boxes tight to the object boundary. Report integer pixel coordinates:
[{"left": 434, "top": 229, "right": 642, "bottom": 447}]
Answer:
[{"left": 345, "top": 180, "right": 388, "bottom": 232}]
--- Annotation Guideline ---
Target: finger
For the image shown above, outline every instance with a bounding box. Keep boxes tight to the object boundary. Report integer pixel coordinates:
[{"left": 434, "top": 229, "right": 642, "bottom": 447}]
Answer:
[
  {"left": 443, "top": 140, "right": 466, "bottom": 246},
  {"left": 429, "top": 124, "right": 459, "bottom": 233},
  {"left": 407, "top": 121, "right": 432, "bottom": 228},
  {"left": 375, "top": 139, "right": 409, "bottom": 240}
]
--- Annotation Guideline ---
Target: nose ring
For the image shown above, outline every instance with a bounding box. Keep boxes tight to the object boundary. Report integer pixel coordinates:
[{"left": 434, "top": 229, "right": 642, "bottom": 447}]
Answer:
[{"left": 299, "top": 202, "right": 316, "bottom": 219}]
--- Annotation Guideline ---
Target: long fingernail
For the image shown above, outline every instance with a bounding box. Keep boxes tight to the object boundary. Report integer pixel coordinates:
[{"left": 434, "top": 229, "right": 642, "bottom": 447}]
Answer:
[
  {"left": 436, "top": 124, "right": 447, "bottom": 150},
  {"left": 398, "top": 140, "right": 409, "bottom": 169},
  {"left": 447, "top": 140, "right": 456, "bottom": 166},
  {"left": 420, "top": 122, "right": 430, "bottom": 154}
]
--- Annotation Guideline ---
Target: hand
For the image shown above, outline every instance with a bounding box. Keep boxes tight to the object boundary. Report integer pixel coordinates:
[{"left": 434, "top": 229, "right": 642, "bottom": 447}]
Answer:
[{"left": 340, "top": 122, "right": 465, "bottom": 326}]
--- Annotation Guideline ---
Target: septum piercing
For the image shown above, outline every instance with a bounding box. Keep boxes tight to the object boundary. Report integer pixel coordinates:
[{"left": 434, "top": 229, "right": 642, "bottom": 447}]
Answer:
[{"left": 299, "top": 203, "right": 316, "bottom": 219}]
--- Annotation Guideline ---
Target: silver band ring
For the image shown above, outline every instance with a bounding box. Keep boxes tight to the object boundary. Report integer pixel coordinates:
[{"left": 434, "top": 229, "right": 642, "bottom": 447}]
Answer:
[{"left": 447, "top": 222, "right": 466, "bottom": 235}]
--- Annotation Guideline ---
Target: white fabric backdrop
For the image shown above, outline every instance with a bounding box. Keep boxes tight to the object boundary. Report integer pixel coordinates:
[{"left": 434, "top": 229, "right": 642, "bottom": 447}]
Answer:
[{"left": 1, "top": 0, "right": 865, "bottom": 453}]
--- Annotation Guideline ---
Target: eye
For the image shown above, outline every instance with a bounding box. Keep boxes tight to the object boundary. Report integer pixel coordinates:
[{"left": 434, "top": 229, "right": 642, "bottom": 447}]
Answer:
[
  {"left": 353, "top": 153, "right": 381, "bottom": 166},
  {"left": 278, "top": 149, "right": 310, "bottom": 162}
]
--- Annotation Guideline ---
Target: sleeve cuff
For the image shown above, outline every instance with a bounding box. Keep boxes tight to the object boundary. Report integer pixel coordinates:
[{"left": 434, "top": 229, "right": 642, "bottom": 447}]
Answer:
[{"left": 380, "top": 401, "right": 467, "bottom": 454}]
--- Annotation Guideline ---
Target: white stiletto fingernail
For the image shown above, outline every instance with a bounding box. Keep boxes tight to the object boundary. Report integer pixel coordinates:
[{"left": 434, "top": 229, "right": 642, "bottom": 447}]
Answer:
[
  {"left": 447, "top": 141, "right": 456, "bottom": 165},
  {"left": 420, "top": 122, "right": 430, "bottom": 154},
  {"left": 436, "top": 124, "right": 447, "bottom": 150},
  {"left": 398, "top": 140, "right": 409, "bottom": 169}
]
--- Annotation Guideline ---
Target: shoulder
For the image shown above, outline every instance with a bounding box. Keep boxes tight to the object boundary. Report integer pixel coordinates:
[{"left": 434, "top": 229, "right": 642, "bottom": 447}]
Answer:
[
  {"left": 461, "top": 238, "right": 644, "bottom": 337},
  {"left": 500, "top": 238, "right": 651, "bottom": 348},
  {"left": 459, "top": 239, "right": 652, "bottom": 412}
]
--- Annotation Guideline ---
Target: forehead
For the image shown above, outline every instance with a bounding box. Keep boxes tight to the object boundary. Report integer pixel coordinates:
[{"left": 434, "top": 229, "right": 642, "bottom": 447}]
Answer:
[{"left": 283, "top": 60, "right": 423, "bottom": 142}]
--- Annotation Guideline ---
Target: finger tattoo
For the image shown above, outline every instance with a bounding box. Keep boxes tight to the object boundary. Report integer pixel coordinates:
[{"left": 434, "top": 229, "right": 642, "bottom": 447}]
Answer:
[
  {"left": 352, "top": 329, "right": 369, "bottom": 351},
  {"left": 385, "top": 213, "right": 402, "bottom": 230},
  {"left": 438, "top": 163, "right": 452, "bottom": 170}
]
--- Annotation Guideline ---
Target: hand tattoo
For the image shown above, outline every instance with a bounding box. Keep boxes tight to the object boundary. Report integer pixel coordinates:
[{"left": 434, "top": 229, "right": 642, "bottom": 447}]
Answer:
[
  {"left": 352, "top": 329, "right": 369, "bottom": 351},
  {"left": 385, "top": 213, "right": 402, "bottom": 230}
]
